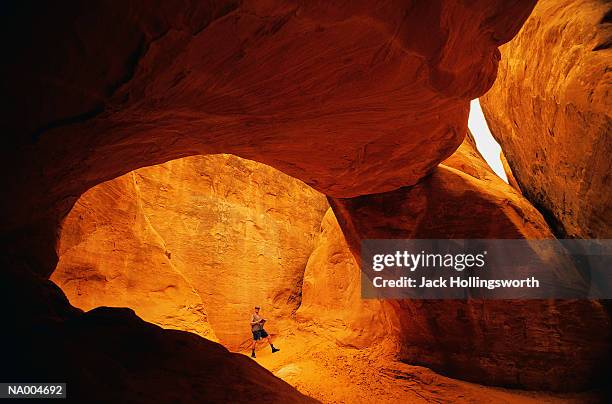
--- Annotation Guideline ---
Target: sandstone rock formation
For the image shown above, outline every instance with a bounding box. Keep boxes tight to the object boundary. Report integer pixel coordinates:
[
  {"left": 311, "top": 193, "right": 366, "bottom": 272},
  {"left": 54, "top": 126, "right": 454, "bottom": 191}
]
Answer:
[
  {"left": 51, "top": 146, "right": 609, "bottom": 394},
  {"left": 328, "top": 134, "right": 611, "bottom": 390},
  {"left": 51, "top": 131, "right": 610, "bottom": 392},
  {"left": 481, "top": 0, "right": 612, "bottom": 239},
  {"left": 6, "top": 0, "right": 604, "bottom": 401},
  {"left": 0, "top": 265, "right": 314, "bottom": 404},
  {"left": 297, "top": 209, "right": 397, "bottom": 350},
  {"left": 52, "top": 171, "right": 217, "bottom": 340},
  {"left": 52, "top": 154, "right": 328, "bottom": 348},
  {"left": 441, "top": 130, "right": 503, "bottom": 182},
  {"left": 0, "top": 0, "right": 537, "bottom": 277},
  {"left": 500, "top": 151, "right": 522, "bottom": 193}
]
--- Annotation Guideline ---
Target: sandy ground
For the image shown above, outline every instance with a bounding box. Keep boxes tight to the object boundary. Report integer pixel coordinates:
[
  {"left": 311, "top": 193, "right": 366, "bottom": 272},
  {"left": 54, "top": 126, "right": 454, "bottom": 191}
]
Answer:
[{"left": 240, "top": 327, "right": 601, "bottom": 404}]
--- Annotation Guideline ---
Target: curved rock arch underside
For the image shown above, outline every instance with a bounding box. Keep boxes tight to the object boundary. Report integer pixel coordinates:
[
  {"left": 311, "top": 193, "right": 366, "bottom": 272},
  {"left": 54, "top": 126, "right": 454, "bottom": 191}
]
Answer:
[{"left": 1, "top": 0, "right": 610, "bottom": 402}]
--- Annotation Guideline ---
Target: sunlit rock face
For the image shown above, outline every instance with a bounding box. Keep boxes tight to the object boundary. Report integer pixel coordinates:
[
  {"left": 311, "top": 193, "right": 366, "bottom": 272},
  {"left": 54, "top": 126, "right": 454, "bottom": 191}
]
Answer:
[
  {"left": 52, "top": 154, "right": 328, "bottom": 348},
  {"left": 297, "top": 208, "right": 397, "bottom": 350},
  {"left": 328, "top": 134, "right": 611, "bottom": 391},
  {"left": 480, "top": 0, "right": 612, "bottom": 239},
  {"left": 52, "top": 172, "right": 218, "bottom": 340},
  {"left": 1, "top": 267, "right": 315, "bottom": 403}
]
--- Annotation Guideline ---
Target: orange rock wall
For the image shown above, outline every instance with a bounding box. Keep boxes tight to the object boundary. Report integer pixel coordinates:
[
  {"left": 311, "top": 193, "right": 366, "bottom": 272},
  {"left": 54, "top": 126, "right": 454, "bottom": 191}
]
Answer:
[
  {"left": 51, "top": 135, "right": 611, "bottom": 391},
  {"left": 52, "top": 154, "right": 329, "bottom": 348},
  {"left": 4, "top": 2, "right": 578, "bottom": 400},
  {"left": 481, "top": 0, "right": 612, "bottom": 238},
  {"left": 1, "top": 1, "right": 537, "bottom": 280},
  {"left": 328, "top": 134, "right": 611, "bottom": 390},
  {"left": 1, "top": 266, "right": 315, "bottom": 403},
  {"left": 500, "top": 151, "right": 522, "bottom": 193},
  {"left": 53, "top": 172, "right": 217, "bottom": 339},
  {"left": 297, "top": 209, "right": 398, "bottom": 350}
]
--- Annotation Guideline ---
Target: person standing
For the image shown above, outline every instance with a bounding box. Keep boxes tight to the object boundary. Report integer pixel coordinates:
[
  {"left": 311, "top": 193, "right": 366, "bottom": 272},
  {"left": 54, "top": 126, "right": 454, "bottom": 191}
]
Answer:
[{"left": 250, "top": 306, "right": 279, "bottom": 358}]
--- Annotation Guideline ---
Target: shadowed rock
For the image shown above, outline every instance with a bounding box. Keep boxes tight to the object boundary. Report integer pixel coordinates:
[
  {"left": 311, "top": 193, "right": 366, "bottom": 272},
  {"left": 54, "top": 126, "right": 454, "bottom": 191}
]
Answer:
[{"left": 328, "top": 134, "right": 611, "bottom": 391}]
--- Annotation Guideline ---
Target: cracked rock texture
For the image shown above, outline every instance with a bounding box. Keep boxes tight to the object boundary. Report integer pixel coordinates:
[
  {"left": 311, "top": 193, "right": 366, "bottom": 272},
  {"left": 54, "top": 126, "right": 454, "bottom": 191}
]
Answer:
[
  {"left": 481, "top": 0, "right": 612, "bottom": 239},
  {"left": 52, "top": 154, "right": 328, "bottom": 348}
]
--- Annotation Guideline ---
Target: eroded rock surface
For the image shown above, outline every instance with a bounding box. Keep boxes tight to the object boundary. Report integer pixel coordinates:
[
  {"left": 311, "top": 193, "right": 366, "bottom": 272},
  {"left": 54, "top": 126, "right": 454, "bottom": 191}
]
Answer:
[
  {"left": 52, "top": 171, "right": 217, "bottom": 339},
  {"left": 328, "top": 134, "right": 611, "bottom": 390},
  {"left": 481, "top": 0, "right": 612, "bottom": 238},
  {"left": 0, "top": 266, "right": 315, "bottom": 404},
  {"left": 500, "top": 151, "right": 522, "bottom": 193},
  {"left": 51, "top": 138, "right": 611, "bottom": 392},
  {"left": 52, "top": 154, "right": 328, "bottom": 348},
  {"left": 4, "top": 1, "right": 603, "bottom": 400},
  {"left": 297, "top": 209, "right": 397, "bottom": 350},
  {"left": 0, "top": 1, "right": 537, "bottom": 278}
]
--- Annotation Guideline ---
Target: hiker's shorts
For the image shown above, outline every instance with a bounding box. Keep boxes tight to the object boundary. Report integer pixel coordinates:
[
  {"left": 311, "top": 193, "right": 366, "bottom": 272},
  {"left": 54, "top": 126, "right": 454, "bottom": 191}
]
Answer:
[{"left": 252, "top": 329, "right": 269, "bottom": 340}]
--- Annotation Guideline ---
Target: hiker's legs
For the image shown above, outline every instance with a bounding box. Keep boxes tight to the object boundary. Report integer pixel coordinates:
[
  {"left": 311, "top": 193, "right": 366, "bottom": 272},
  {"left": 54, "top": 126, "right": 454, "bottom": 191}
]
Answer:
[
  {"left": 251, "top": 331, "right": 259, "bottom": 357},
  {"left": 266, "top": 335, "right": 279, "bottom": 353}
]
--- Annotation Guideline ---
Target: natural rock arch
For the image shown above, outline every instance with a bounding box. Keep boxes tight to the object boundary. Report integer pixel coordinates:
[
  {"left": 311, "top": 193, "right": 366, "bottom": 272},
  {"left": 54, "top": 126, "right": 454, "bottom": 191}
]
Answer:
[
  {"left": 1, "top": 0, "right": 537, "bottom": 277},
  {"left": 6, "top": 1, "right": 609, "bottom": 401}
]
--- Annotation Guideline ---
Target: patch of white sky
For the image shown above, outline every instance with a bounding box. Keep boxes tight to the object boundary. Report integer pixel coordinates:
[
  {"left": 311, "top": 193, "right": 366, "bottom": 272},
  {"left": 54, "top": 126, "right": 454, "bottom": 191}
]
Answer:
[{"left": 468, "top": 99, "right": 508, "bottom": 184}]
